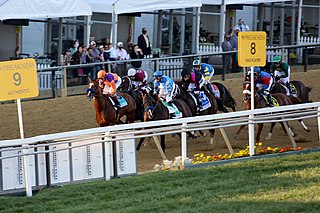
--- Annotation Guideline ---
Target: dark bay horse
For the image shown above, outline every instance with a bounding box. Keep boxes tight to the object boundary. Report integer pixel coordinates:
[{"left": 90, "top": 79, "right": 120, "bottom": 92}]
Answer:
[
  {"left": 175, "top": 81, "right": 218, "bottom": 144},
  {"left": 136, "top": 92, "right": 194, "bottom": 152},
  {"left": 271, "top": 80, "right": 312, "bottom": 104},
  {"left": 271, "top": 80, "right": 312, "bottom": 132},
  {"left": 212, "top": 82, "right": 237, "bottom": 112},
  {"left": 119, "top": 76, "right": 144, "bottom": 121},
  {"left": 87, "top": 79, "right": 136, "bottom": 126},
  {"left": 234, "top": 82, "right": 295, "bottom": 143}
]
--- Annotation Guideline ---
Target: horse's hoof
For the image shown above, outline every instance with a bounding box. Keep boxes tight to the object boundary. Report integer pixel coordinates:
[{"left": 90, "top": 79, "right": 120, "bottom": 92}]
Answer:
[
  {"left": 234, "top": 135, "right": 239, "bottom": 140},
  {"left": 292, "top": 132, "right": 297, "bottom": 137},
  {"left": 306, "top": 128, "right": 311, "bottom": 133},
  {"left": 265, "top": 133, "right": 272, "bottom": 140},
  {"left": 200, "top": 132, "right": 206, "bottom": 137},
  {"left": 210, "top": 138, "right": 215, "bottom": 145}
]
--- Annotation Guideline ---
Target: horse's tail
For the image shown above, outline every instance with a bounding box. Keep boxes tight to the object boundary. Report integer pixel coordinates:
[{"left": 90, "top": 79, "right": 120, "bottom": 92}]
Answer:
[
  {"left": 306, "top": 86, "right": 312, "bottom": 92},
  {"left": 213, "top": 82, "right": 237, "bottom": 108}
]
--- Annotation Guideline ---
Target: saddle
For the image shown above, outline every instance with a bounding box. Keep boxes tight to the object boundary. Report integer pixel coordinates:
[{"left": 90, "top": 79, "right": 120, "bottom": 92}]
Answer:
[
  {"left": 190, "top": 91, "right": 212, "bottom": 112},
  {"left": 210, "top": 83, "right": 220, "bottom": 99},
  {"left": 160, "top": 100, "right": 182, "bottom": 119},
  {"left": 258, "top": 93, "right": 279, "bottom": 107},
  {"left": 109, "top": 94, "right": 128, "bottom": 109}
]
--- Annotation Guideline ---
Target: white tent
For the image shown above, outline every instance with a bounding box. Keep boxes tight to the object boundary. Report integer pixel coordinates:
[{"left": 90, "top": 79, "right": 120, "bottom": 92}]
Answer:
[
  {"left": 0, "top": 0, "right": 92, "bottom": 20},
  {"left": 88, "top": 0, "right": 201, "bottom": 14}
]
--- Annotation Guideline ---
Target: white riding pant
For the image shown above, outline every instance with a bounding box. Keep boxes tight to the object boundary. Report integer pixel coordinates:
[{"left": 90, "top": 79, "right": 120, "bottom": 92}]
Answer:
[{"left": 274, "top": 66, "right": 290, "bottom": 84}]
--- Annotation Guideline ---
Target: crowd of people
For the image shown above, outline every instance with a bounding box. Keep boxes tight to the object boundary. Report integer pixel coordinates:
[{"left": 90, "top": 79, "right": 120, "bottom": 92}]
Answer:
[{"left": 63, "top": 27, "right": 152, "bottom": 81}]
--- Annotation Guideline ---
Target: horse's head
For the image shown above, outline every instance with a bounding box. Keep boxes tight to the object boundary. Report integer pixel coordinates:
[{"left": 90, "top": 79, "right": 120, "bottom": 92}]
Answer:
[
  {"left": 142, "top": 92, "right": 157, "bottom": 121},
  {"left": 120, "top": 76, "right": 132, "bottom": 92},
  {"left": 86, "top": 79, "right": 102, "bottom": 101},
  {"left": 242, "top": 82, "right": 252, "bottom": 104}
]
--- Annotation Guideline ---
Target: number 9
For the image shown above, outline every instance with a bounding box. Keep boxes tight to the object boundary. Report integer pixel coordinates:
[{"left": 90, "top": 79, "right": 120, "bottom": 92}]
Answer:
[{"left": 13, "top": 72, "right": 21, "bottom": 86}]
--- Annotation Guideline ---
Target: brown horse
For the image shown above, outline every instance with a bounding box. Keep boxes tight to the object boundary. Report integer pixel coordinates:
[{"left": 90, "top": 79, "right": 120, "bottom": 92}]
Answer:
[
  {"left": 271, "top": 80, "right": 312, "bottom": 132},
  {"left": 87, "top": 79, "right": 136, "bottom": 127},
  {"left": 119, "top": 76, "right": 144, "bottom": 121},
  {"left": 234, "top": 82, "right": 295, "bottom": 143},
  {"left": 175, "top": 81, "right": 218, "bottom": 144},
  {"left": 136, "top": 91, "right": 194, "bottom": 152}
]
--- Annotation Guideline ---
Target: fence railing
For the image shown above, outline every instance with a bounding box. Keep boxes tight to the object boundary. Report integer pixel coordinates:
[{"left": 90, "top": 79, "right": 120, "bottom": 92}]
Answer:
[{"left": 1, "top": 102, "right": 320, "bottom": 196}]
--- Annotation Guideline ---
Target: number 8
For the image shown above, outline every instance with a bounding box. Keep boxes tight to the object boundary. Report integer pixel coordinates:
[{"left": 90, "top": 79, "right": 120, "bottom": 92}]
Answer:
[{"left": 251, "top": 42, "right": 256, "bottom": 55}]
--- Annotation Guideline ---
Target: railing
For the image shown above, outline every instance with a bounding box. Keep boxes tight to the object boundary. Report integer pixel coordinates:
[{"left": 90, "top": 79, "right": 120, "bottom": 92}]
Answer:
[{"left": 1, "top": 102, "right": 320, "bottom": 196}]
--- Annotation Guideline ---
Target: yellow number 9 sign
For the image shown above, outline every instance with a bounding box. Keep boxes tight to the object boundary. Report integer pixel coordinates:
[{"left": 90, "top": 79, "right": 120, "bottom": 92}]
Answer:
[{"left": 0, "top": 58, "right": 39, "bottom": 101}]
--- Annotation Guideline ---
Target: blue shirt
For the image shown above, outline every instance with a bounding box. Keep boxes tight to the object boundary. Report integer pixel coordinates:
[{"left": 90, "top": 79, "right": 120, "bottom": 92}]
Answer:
[{"left": 153, "top": 75, "right": 174, "bottom": 94}]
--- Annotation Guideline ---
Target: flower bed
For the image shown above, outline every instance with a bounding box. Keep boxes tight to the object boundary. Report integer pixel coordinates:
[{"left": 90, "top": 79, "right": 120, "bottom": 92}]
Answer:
[{"left": 154, "top": 143, "right": 302, "bottom": 171}]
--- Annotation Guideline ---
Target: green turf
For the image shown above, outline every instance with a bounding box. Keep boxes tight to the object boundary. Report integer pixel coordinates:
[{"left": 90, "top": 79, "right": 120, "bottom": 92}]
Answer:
[{"left": 0, "top": 152, "right": 319, "bottom": 213}]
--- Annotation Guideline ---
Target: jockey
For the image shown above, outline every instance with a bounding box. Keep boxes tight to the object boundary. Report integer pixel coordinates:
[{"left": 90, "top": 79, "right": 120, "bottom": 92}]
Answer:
[
  {"left": 153, "top": 70, "right": 178, "bottom": 105},
  {"left": 127, "top": 68, "right": 148, "bottom": 91},
  {"left": 192, "top": 59, "right": 215, "bottom": 94},
  {"left": 252, "top": 67, "right": 274, "bottom": 107},
  {"left": 271, "top": 55, "right": 292, "bottom": 95},
  {"left": 181, "top": 69, "right": 204, "bottom": 92},
  {"left": 97, "top": 70, "right": 122, "bottom": 107}
]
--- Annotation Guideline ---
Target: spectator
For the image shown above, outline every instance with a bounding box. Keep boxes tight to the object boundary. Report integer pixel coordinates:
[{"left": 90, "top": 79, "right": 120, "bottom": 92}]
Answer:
[
  {"left": 89, "top": 41, "right": 101, "bottom": 80},
  {"left": 115, "top": 42, "right": 128, "bottom": 60},
  {"left": 104, "top": 43, "right": 117, "bottom": 61},
  {"left": 71, "top": 46, "right": 83, "bottom": 65},
  {"left": 233, "top": 18, "right": 250, "bottom": 32},
  {"left": 129, "top": 44, "right": 144, "bottom": 69},
  {"left": 221, "top": 34, "right": 233, "bottom": 74},
  {"left": 230, "top": 27, "right": 240, "bottom": 73},
  {"left": 115, "top": 42, "right": 128, "bottom": 76},
  {"left": 138, "top": 27, "right": 151, "bottom": 57},
  {"left": 99, "top": 45, "right": 105, "bottom": 70},
  {"left": 64, "top": 50, "right": 72, "bottom": 66},
  {"left": 69, "top": 39, "right": 79, "bottom": 56}
]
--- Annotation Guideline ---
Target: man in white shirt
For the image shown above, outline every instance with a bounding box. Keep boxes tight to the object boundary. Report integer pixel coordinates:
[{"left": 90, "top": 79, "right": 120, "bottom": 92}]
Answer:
[{"left": 233, "top": 19, "right": 250, "bottom": 32}]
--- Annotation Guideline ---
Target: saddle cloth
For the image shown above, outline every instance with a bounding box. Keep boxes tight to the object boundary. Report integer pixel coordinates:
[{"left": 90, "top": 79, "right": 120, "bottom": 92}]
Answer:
[
  {"left": 109, "top": 94, "right": 128, "bottom": 109},
  {"left": 160, "top": 100, "right": 182, "bottom": 119},
  {"left": 190, "top": 92, "right": 212, "bottom": 112},
  {"left": 261, "top": 94, "right": 279, "bottom": 107},
  {"left": 280, "top": 83, "right": 297, "bottom": 97},
  {"left": 211, "top": 84, "right": 220, "bottom": 99}
]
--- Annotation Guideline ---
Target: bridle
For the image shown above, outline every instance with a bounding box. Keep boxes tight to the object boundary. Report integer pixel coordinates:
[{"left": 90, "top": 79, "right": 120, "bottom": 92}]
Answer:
[{"left": 121, "top": 76, "right": 132, "bottom": 92}]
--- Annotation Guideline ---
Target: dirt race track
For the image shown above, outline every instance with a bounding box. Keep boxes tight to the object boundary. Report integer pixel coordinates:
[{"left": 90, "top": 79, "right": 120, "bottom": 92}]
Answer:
[{"left": 0, "top": 68, "right": 319, "bottom": 173}]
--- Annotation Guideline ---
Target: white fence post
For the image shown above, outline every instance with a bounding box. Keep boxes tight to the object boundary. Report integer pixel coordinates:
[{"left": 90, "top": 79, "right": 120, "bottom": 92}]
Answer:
[
  {"left": 181, "top": 123, "right": 187, "bottom": 165},
  {"left": 318, "top": 106, "right": 320, "bottom": 145}
]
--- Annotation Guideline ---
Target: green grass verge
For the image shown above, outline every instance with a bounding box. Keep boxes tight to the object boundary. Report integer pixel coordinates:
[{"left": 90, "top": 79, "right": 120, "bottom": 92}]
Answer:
[{"left": 0, "top": 152, "right": 319, "bottom": 213}]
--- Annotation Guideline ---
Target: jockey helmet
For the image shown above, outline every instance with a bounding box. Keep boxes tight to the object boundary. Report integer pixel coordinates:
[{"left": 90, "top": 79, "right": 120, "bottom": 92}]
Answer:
[
  {"left": 253, "top": 66, "right": 261, "bottom": 73},
  {"left": 193, "top": 59, "right": 201, "bottom": 67},
  {"left": 97, "top": 70, "right": 107, "bottom": 79},
  {"left": 273, "top": 55, "right": 281, "bottom": 63},
  {"left": 153, "top": 70, "right": 163, "bottom": 78},
  {"left": 181, "top": 69, "right": 191, "bottom": 77},
  {"left": 127, "top": 68, "right": 136, "bottom": 77},
  {"left": 105, "top": 73, "right": 114, "bottom": 82}
]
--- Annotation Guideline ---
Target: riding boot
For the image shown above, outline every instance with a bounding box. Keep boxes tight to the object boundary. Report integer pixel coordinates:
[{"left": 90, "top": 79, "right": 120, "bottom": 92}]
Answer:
[
  {"left": 266, "top": 94, "right": 274, "bottom": 107},
  {"left": 112, "top": 95, "right": 120, "bottom": 107},
  {"left": 286, "top": 82, "right": 292, "bottom": 95},
  {"left": 206, "top": 83, "right": 215, "bottom": 96}
]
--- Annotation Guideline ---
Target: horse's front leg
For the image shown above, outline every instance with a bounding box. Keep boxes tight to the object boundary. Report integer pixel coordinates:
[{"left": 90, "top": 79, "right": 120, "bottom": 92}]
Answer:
[
  {"left": 266, "top": 122, "right": 276, "bottom": 140},
  {"left": 136, "top": 137, "right": 146, "bottom": 151},
  {"left": 255, "top": 123, "right": 264, "bottom": 143},
  {"left": 234, "top": 125, "right": 246, "bottom": 140},
  {"left": 160, "top": 135, "right": 166, "bottom": 153}
]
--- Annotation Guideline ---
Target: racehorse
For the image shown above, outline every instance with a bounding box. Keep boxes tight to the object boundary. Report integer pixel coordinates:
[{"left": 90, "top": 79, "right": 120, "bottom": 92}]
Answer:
[
  {"left": 119, "top": 76, "right": 144, "bottom": 121},
  {"left": 271, "top": 80, "right": 312, "bottom": 104},
  {"left": 271, "top": 80, "right": 312, "bottom": 132},
  {"left": 136, "top": 91, "right": 194, "bottom": 153},
  {"left": 212, "top": 82, "right": 237, "bottom": 112},
  {"left": 87, "top": 79, "right": 136, "bottom": 127},
  {"left": 234, "top": 82, "right": 295, "bottom": 143},
  {"left": 175, "top": 81, "right": 218, "bottom": 144}
]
